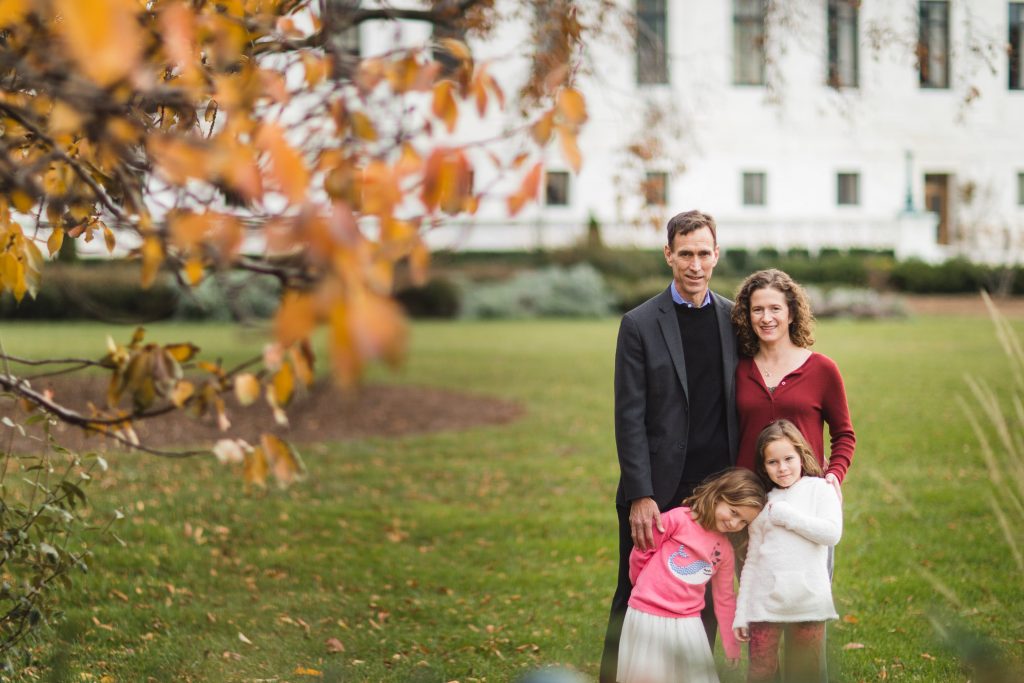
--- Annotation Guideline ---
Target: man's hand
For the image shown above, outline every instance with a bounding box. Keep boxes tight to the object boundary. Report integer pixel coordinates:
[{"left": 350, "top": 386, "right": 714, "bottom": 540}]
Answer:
[
  {"left": 629, "top": 497, "right": 663, "bottom": 552},
  {"left": 734, "top": 626, "right": 749, "bottom": 642},
  {"left": 825, "top": 472, "right": 843, "bottom": 503}
]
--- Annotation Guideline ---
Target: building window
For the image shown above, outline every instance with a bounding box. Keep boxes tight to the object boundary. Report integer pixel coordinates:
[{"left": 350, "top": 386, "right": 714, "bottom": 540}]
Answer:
[
  {"left": 837, "top": 172, "right": 860, "bottom": 205},
  {"left": 918, "top": 1, "right": 950, "bottom": 89},
  {"left": 734, "top": 0, "right": 766, "bottom": 85},
  {"left": 637, "top": 0, "right": 668, "bottom": 84},
  {"left": 1018, "top": 172, "right": 1024, "bottom": 205},
  {"left": 545, "top": 171, "right": 570, "bottom": 206},
  {"left": 1011, "top": 3, "right": 1024, "bottom": 89},
  {"left": 742, "top": 172, "right": 767, "bottom": 206},
  {"left": 827, "top": 0, "right": 859, "bottom": 87},
  {"left": 644, "top": 172, "right": 668, "bottom": 206}
]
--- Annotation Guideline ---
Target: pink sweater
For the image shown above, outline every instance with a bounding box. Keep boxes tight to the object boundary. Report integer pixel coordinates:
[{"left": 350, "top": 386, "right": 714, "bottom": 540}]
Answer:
[{"left": 628, "top": 507, "right": 741, "bottom": 659}]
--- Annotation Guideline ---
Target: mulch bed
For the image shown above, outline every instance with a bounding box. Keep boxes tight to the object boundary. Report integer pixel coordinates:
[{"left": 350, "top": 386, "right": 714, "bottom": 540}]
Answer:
[{"left": 7, "top": 375, "right": 525, "bottom": 454}]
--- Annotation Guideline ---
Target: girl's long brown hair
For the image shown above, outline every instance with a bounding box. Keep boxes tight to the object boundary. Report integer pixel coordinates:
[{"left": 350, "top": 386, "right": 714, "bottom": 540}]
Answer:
[{"left": 684, "top": 468, "right": 767, "bottom": 531}]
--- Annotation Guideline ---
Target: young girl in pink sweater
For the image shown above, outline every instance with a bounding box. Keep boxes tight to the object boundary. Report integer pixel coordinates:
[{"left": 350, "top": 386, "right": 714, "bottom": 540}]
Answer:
[{"left": 618, "top": 468, "right": 767, "bottom": 683}]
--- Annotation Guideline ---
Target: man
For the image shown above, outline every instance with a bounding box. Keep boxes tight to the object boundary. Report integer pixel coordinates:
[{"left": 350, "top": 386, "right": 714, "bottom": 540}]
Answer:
[{"left": 599, "top": 210, "right": 740, "bottom": 682}]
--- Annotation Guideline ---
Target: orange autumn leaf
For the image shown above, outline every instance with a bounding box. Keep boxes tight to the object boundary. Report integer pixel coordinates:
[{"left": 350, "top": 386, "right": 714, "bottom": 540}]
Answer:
[
  {"left": 437, "top": 38, "right": 471, "bottom": 64},
  {"left": 261, "top": 433, "right": 306, "bottom": 486},
  {"left": 274, "top": 290, "right": 317, "bottom": 348},
  {"left": 0, "top": 0, "right": 29, "bottom": 28},
  {"left": 432, "top": 81, "right": 458, "bottom": 133},
  {"left": 55, "top": 0, "right": 143, "bottom": 86},
  {"left": 350, "top": 111, "right": 378, "bottom": 141},
  {"left": 140, "top": 237, "right": 164, "bottom": 289},
  {"left": 46, "top": 228, "right": 64, "bottom": 257},
  {"left": 255, "top": 124, "right": 309, "bottom": 204},
  {"left": 270, "top": 360, "right": 295, "bottom": 407},
  {"left": 557, "top": 87, "right": 588, "bottom": 127},
  {"left": 507, "top": 162, "right": 543, "bottom": 216},
  {"left": 531, "top": 110, "right": 555, "bottom": 145},
  {"left": 558, "top": 124, "right": 582, "bottom": 173}
]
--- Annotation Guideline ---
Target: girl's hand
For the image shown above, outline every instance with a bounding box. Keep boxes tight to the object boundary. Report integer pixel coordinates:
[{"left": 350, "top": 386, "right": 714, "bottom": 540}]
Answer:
[
  {"left": 825, "top": 472, "right": 843, "bottom": 503},
  {"left": 733, "top": 626, "right": 749, "bottom": 642},
  {"left": 726, "top": 656, "right": 740, "bottom": 670}
]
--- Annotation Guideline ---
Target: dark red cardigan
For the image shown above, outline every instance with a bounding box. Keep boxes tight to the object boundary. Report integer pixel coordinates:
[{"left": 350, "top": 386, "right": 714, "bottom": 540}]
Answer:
[{"left": 735, "top": 353, "right": 856, "bottom": 483}]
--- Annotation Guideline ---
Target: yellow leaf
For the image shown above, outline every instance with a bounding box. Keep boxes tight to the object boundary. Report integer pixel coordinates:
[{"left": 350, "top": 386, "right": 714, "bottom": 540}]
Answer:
[
  {"left": 531, "top": 111, "right": 555, "bottom": 145},
  {"left": 432, "top": 81, "right": 458, "bottom": 133},
  {"left": 140, "top": 237, "right": 164, "bottom": 289},
  {"left": 271, "top": 361, "right": 295, "bottom": 407},
  {"left": 55, "top": 0, "right": 143, "bottom": 86},
  {"left": 557, "top": 87, "right": 588, "bottom": 127},
  {"left": 350, "top": 111, "right": 378, "bottom": 142},
  {"left": 165, "top": 343, "right": 199, "bottom": 362},
  {"left": 234, "top": 373, "right": 260, "bottom": 406},
  {"left": 102, "top": 222, "right": 116, "bottom": 254},
  {"left": 11, "top": 190, "right": 35, "bottom": 213},
  {"left": 48, "top": 101, "right": 83, "bottom": 136},
  {"left": 184, "top": 258, "right": 205, "bottom": 286},
  {"left": 294, "top": 666, "right": 323, "bottom": 676},
  {"left": 0, "top": 0, "right": 29, "bottom": 28},
  {"left": 261, "top": 433, "right": 306, "bottom": 487},
  {"left": 170, "top": 380, "right": 194, "bottom": 408},
  {"left": 243, "top": 446, "right": 268, "bottom": 489},
  {"left": 47, "top": 228, "right": 65, "bottom": 258}
]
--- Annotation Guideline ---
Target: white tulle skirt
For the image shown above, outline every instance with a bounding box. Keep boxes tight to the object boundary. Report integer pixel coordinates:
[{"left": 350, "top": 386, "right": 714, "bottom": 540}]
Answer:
[{"left": 616, "top": 608, "right": 719, "bottom": 683}]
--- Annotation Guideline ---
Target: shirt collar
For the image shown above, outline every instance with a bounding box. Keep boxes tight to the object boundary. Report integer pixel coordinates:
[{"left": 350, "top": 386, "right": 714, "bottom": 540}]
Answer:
[{"left": 671, "top": 281, "right": 712, "bottom": 308}]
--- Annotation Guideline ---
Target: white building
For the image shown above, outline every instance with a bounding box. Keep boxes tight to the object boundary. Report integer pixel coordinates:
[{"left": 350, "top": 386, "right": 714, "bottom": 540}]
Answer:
[{"left": 362, "top": 1, "right": 1024, "bottom": 263}]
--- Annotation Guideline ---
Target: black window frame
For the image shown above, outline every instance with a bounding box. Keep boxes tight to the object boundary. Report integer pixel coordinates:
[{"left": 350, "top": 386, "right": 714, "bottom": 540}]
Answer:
[
  {"left": 742, "top": 171, "right": 767, "bottom": 206},
  {"left": 1011, "top": 3, "right": 1024, "bottom": 89},
  {"left": 545, "top": 170, "right": 570, "bottom": 206},
  {"left": 827, "top": 0, "right": 859, "bottom": 88},
  {"left": 733, "top": 0, "right": 767, "bottom": 86},
  {"left": 918, "top": 1, "right": 951, "bottom": 89},
  {"left": 837, "top": 172, "right": 860, "bottom": 206},
  {"left": 636, "top": 0, "right": 669, "bottom": 85}
]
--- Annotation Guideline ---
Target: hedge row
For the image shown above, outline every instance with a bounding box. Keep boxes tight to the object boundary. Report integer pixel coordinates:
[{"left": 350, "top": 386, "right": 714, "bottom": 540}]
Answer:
[{"left": 2, "top": 252, "right": 1018, "bottom": 322}]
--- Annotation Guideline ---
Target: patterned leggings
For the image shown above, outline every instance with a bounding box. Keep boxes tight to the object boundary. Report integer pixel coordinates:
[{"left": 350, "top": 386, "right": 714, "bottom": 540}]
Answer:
[{"left": 747, "top": 621, "right": 825, "bottom": 683}]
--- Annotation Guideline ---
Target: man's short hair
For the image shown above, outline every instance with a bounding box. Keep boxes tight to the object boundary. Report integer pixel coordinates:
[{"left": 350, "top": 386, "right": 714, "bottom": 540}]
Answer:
[{"left": 666, "top": 210, "right": 717, "bottom": 247}]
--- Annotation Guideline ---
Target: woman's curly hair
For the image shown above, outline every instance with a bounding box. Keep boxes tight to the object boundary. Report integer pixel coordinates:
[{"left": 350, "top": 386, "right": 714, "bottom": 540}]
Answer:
[{"left": 732, "top": 269, "right": 815, "bottom": 357}]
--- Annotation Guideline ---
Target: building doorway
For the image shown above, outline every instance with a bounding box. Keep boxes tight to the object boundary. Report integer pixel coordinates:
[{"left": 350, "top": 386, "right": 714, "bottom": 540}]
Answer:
[{"left": 924, "top": 173, "right": 952, "bottom": 244}]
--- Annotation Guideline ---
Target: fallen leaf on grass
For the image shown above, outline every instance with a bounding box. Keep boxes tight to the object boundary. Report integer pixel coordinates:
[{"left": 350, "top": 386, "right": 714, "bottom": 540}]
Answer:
[
  {"left": 920, "top": 653, "right": 936, "bottom": 660},
  {"left": 842, "top": 642, "right": 865, "bottom": 650},
  {"left": 325, "top": 637, "right": 345, "bottom": 653},
  {"left": 238, "top": 631, "right": 253, "bottom": 645},
  {"left": 294, "top": 667, "right": 322, "bottom": 676},
  {"left": 92, "top": 616, "right": 114, "bottom": 631},
  {"left": 841, "top": 614, "right": 859, "bottom": 624}
]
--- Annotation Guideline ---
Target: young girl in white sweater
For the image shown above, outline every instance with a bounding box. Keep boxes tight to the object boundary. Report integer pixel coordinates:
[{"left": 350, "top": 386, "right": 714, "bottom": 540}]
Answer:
[{"left": 733, "top": 420, "right": 842, "bottom": 683}]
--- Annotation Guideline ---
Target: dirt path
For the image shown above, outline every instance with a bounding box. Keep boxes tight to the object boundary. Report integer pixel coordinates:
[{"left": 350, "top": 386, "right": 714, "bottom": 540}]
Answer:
[{"left": 8, "top": 376, "right": 525, "bottom": 453}]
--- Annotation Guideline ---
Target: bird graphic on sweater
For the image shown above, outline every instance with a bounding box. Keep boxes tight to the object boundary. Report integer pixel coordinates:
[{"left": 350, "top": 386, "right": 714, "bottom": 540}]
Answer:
[{"left": 667, "top": 543, "right": 713, "bottom": 585}]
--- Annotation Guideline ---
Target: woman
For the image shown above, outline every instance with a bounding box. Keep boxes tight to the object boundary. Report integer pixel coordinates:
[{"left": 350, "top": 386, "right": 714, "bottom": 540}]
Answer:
[{"left": 731, "top": 269, "right": 855, "bottom": 494}]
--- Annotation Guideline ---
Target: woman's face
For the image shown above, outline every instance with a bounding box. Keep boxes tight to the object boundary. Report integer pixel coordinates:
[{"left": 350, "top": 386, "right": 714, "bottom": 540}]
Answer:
[{"left": 748, "top": 287, "right": 791, "bottom": 345}]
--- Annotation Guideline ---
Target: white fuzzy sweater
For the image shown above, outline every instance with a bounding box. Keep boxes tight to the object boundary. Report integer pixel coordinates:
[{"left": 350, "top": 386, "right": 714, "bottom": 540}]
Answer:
[{"left": 734, "top": 476, "right": 843, "bottom": 628}]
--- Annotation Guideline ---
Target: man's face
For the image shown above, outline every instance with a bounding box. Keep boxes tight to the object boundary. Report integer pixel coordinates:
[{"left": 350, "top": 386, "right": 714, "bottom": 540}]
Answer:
[{"left": 663, "top": 227, "right": 719, "bottom": 306}]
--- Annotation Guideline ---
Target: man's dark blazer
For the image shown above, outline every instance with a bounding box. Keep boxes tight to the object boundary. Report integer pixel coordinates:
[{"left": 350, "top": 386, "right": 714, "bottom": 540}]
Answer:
[
  {"left": 600, "top": 285, "right": 740, "bottom": 683},
  {"left": 613, "top": 286, "right": 739, "bottom": 510}
]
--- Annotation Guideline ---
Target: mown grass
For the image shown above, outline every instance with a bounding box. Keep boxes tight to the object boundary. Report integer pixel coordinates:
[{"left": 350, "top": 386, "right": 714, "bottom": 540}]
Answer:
[{"left": 0, "top": 314, "right": 1022, "bottom": 682}]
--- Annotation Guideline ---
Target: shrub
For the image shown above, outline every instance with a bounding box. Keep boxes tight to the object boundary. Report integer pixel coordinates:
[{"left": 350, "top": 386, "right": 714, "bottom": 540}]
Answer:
[
  {"left": 460, "top": 264, "right": 616, "bottom": 319},
  {"left": 0, "top": 261, "right": 178, "bottom": 321},
  {"left": 890, "top": 258, "right": 985, "bottom": 293},
  {"left": 804, "top": 286, "right": 906, "bottom": 319},
  {"left": 174, "top": 271, "right": 281, "bottom": 321},
  {"left": 395, "top": 277, "right": 461, "bottom": 318},
  {"left": 607, "top": 276, "right": 668, "bottom": 312}
]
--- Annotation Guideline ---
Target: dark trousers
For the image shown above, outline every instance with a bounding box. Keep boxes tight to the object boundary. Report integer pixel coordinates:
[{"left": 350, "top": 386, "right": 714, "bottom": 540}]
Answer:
[{"left": 599, "top": 496, "right": 718, "bottom": 683}]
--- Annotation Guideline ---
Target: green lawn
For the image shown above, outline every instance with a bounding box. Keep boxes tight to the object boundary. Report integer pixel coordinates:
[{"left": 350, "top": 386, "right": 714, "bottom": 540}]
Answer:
[{"left": 0, "top": 315, "right": 1021, "bottom": 682}]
